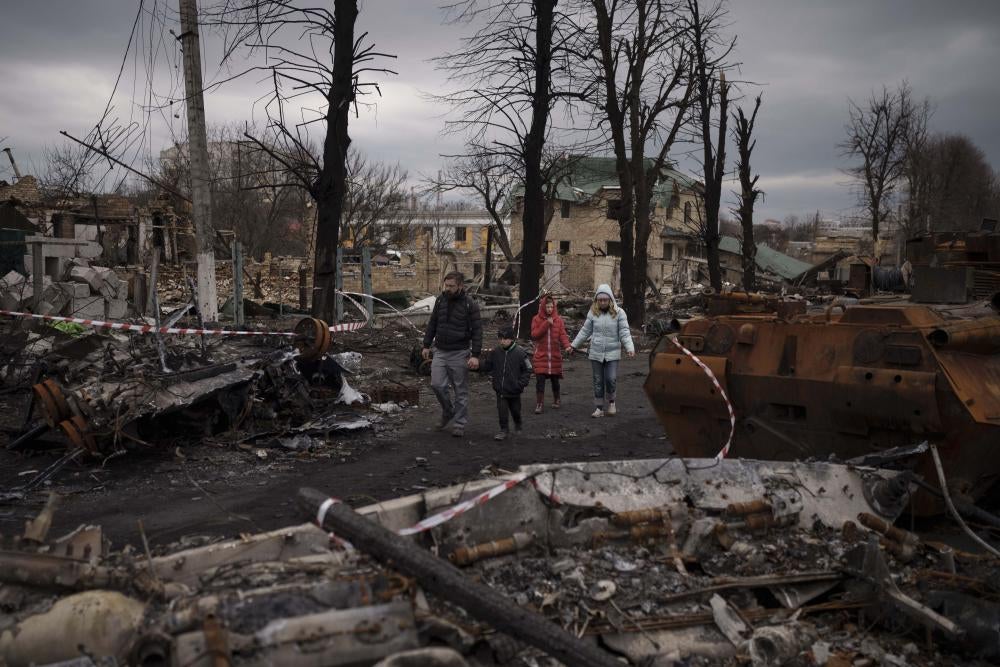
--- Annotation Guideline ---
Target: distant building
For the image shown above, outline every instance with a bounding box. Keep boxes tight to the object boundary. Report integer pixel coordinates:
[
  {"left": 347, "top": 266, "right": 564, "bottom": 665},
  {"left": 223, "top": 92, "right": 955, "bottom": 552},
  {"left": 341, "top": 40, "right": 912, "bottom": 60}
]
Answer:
[{"left": 508, "top": 156, "right": 704, "bottom": 293}]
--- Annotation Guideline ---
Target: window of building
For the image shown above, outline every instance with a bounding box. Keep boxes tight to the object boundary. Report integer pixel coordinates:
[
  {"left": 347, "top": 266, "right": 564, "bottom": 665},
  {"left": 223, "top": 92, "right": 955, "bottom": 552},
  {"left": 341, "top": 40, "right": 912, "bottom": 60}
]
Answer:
[
  {"left": 662, "top": 243, "right": 673, "bottom": 261},
  {"left": 454, "top": 226, "right": 467, "bottom": 242},
  {"left": 683, "top": 201, "right": 692, "bottom": 225},
  {"left": 473, "top": 262, "right": 482, "bottom": 277},
  {"left": 606, "top": 199, "right": 623, "bottom": 220},
  {"left": 560, "top": 200, "right": 571, "bottom": 218},
  {"left": 606, "top": 240, "right": 622, "bottom": 256},
  {"left": 545, "top": 240, "right": 552, "bottom": 254},
  {"left": 559, "top": 240, "right": 571, "bottom": 254}
]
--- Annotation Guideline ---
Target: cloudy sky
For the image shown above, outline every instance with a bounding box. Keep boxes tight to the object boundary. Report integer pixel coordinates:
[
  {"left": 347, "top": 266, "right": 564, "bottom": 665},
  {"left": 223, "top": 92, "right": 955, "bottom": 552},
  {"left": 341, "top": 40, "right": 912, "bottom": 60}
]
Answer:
[{"left": 1, "top": 0, "right": 998, "bottom": 223}]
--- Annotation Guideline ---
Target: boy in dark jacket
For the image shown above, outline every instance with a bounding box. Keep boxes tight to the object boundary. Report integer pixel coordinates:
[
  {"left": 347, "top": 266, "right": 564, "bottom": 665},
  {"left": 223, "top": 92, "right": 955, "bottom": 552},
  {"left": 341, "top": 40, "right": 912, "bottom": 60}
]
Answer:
[{"left": 482, "top": 326, "right": 533, "bottom": 441}]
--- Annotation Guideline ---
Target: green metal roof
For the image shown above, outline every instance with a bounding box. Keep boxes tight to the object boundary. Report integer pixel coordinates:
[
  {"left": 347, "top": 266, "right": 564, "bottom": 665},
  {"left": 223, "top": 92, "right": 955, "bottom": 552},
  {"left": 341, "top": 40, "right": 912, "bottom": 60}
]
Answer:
[
  {"left": 513, "top": 156, "right": 700, "bottom": 208},
  {"left": 718, "top": 235, "right": 814, "bottom": 281}
]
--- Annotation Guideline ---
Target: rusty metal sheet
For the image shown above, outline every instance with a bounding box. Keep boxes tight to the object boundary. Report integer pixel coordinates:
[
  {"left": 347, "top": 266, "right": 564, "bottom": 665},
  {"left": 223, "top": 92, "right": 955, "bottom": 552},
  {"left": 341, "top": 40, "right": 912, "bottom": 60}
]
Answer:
[
  {"left": 646, "top": 352, "right": 729, "bottom": 417},
  {"left": 931, "top": 349, "right": 1000, "bottom": 425},
  {"left": 831, "top": 366, "right": 942, "bottom": 433}
]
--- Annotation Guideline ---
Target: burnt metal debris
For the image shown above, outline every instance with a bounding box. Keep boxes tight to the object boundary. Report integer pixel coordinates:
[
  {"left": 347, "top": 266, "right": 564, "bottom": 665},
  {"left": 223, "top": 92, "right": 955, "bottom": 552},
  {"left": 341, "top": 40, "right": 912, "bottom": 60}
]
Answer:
[
  {"left": 2, "top": 458, "right": 999, "bottom": 666},
  {"left": 1, "top": 315, "right": 383, "bottom": 461},
  {"left": 645, "top": 293, "right": 1000, "bottom": 514}
]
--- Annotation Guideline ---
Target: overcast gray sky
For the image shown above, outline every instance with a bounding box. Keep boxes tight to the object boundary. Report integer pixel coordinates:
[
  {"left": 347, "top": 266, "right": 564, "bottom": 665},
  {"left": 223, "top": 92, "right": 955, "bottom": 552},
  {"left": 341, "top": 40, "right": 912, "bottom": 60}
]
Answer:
[{"left": 1, "top": 0, "right": 998, "bottom": 223}]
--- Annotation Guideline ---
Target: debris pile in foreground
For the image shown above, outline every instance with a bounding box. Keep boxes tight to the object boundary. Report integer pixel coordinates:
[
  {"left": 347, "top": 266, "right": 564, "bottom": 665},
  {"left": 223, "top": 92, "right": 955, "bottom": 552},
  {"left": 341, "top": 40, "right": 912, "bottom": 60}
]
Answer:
[{"left": 3, "top": 457, "right": 998, "bottom": 666}]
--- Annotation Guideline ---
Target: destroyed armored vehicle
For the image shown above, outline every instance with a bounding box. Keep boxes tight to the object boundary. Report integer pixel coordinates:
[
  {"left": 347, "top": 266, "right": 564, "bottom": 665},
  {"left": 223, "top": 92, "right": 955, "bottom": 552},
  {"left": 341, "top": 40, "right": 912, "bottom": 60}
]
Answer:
[{"left": 645, "top": 299, "right": 1000, "bottom": 512}]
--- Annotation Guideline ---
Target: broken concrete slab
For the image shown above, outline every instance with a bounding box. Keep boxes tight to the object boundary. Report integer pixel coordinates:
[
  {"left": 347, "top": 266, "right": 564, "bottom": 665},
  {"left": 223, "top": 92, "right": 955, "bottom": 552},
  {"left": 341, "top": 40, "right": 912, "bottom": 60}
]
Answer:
[
  {"left": 105, "top": 297, "right": 126, "bottom": 320},
  {"left": 0, "top": 270, "right": 26, "bottom": 291},
  {"left": 56, "top": 281, "right": 90, "bottom": 299},
  {"left": 68, "top": 295, "right": 105, "bottom": 319},
  {"left": 69, "top": 265, "right": 102, "bottom": 293}
]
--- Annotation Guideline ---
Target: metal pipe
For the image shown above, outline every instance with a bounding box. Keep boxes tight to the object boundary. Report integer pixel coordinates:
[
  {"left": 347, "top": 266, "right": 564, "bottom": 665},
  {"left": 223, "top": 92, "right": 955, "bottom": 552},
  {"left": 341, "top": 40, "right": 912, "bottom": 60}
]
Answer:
[
  {"left": 5, "top": 423, "right": 49, "bottom": 451},
  {"left": 927, "top": 317, "right": 1000, "bottom": 353},
  {"left": 2, "top": 147, "right": 22, "bottom": 179},
  {"left": 449, "top": 532, "right": 533, "bottom": 566},
  {"left": 857, "top": 512, "right": 920, "bottom": 547},
  {"left": 611, "top": 508, "right": 669, "bottom": 526}
]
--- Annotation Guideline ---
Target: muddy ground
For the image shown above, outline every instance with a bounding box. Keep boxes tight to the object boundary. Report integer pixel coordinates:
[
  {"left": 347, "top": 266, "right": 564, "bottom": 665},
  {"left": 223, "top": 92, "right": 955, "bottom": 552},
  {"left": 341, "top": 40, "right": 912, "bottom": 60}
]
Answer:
[{"left": 0, "top": 322, "right": 672, "bottom": 548}]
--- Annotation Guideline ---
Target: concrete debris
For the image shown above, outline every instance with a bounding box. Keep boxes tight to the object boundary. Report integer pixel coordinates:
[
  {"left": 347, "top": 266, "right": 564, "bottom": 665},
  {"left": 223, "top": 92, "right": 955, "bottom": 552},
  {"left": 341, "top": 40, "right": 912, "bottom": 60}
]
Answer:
[
  {"left": 3, "top": 317, "right": 375, "bottom": 458},
  {"left": 1, "top": 457, "right": 998, "bottom": 666}
]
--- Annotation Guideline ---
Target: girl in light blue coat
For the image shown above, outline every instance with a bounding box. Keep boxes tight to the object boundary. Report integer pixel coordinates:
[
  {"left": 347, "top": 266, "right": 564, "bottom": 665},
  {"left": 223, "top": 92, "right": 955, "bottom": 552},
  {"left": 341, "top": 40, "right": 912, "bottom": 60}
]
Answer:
[{"left": 570, "top": 284, "right": 635, "bottom": 417}]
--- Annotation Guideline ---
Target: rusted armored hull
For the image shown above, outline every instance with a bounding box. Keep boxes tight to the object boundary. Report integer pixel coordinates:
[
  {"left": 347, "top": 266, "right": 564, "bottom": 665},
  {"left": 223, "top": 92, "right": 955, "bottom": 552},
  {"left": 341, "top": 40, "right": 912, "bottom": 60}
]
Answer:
[{"left": 644, "top": 305, "right": 1000, "bottom": 510}]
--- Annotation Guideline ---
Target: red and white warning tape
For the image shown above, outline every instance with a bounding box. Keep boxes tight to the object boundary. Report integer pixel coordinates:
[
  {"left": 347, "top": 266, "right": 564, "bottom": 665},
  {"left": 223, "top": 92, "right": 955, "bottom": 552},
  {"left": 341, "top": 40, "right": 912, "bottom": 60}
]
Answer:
[
  {"left": 669, "top": 337, "right": 736, "bottom": 459},
  {"left": 0, "top": 309, "right": 366, "bottom": 336},
  {"left": 397, "top": 473, "right": 530, "bottom": 536},
  {"left": 316, "top": 472, "right": 535, "bottom": 539}
]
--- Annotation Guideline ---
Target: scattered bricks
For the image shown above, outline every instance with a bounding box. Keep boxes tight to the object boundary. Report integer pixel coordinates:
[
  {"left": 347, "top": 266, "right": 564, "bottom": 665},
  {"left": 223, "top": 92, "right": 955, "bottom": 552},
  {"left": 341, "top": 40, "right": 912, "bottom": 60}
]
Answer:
[
  {"left": 36, "top": 301, "right": 60, "bottom": 316},
  {"left": 40, "top": 285, "right": 69, "bottom": 314},
  {"left": 1, "top": 292, "right": 20, "bottom": 311},
  {"left": 0, "top": 270, "right": 26, "bottom": 291},
  {"left": 69, "top": 266, "right": 103, "bottom": 294},
  {"left": 68, "top": 295, "right": 106, "bottom": 320},
  {"left": 57, "top": 282, "right": 90, "bottom": 299},
  {"left": 12, "top": 284, "right": 33, "bottom": 306},
  {"left": 98, "top": 271, "right": 125, "bottom": 300},
  {"left": 105, "top": 298, "right": 127, "bottom": 320}
]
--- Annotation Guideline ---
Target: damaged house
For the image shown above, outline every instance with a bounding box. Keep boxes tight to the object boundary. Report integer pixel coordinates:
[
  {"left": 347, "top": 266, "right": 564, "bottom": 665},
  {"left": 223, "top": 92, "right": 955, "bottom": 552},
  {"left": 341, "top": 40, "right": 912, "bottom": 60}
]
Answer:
[{"left": 508, "top": 157, "right": 704, "bottom": 294}]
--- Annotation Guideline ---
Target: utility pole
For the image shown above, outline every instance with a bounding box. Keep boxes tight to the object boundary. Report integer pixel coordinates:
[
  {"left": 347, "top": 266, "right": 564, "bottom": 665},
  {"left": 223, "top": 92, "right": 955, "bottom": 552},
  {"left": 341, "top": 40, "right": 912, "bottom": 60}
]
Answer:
[{"left": 178, "top": 0, "right": 218, "bottom": 321}]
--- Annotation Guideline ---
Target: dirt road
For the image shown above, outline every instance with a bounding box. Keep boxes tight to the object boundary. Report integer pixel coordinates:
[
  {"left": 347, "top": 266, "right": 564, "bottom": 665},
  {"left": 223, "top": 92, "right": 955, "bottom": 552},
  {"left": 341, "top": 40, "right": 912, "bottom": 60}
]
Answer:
[{"left": 1, "top": 348, "right": 673, "bottom": 547}]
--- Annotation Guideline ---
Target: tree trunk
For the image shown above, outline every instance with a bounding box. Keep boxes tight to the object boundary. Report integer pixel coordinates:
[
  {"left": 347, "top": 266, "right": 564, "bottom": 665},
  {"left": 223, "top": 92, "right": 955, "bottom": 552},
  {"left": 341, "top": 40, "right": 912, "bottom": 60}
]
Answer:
[
  {"left": 311, "top": 0, "right": 358, "bottom": 321},
  {"left": 518, "top": 0, "right": 555, "bottom": 339},
  {"left": 485, "top": 202, "right": 515, "bottom": 261},
  {"left": 484, "top": 225, "right": 493, "bottom": 289},
  {"left": 630, "top": 193, "right": 652, "bottom": 325},
  {"left": 741, "top": 219, "right": 756, "bottom": 291}
]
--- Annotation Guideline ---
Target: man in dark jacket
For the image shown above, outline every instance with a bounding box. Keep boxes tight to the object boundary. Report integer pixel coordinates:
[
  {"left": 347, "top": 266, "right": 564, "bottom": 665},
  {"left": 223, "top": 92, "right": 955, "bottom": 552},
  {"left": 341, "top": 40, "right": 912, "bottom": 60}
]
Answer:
[
  {"left": 422, "top": 271, "right": 483, "bottom": 437},
  {"left": 482, "top": 325, "right": 532, "bottom": 441}
]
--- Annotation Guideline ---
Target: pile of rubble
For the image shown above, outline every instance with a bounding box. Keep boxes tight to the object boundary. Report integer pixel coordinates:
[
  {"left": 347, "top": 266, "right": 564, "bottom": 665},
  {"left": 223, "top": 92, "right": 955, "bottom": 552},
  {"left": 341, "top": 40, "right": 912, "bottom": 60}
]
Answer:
[
  {"left": 1, "top": 316, "right": 390, "bottom": 471},
  {"left": 2, "top": 457, "right": 997, "bottom": 666},
  {"left": 0, "top": 258, "right": 128, "bottom": 319}
]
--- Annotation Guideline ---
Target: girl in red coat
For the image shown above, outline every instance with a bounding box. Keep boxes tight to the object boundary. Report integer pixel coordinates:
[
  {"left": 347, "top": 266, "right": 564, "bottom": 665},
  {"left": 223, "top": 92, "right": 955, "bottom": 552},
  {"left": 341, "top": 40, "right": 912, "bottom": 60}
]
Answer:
[{"left": 530, "top": 294, "right": 573, "bottom": 413}]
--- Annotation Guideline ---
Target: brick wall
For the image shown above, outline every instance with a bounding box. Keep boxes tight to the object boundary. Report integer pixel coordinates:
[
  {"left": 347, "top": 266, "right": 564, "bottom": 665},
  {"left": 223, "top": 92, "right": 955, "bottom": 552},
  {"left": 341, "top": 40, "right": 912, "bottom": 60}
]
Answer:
[
  {"left": 509, "top": 189, "right": 701, "bottom": 260},
  {"left": 0, "top": 176, "right": 42, "bottom": 205}
]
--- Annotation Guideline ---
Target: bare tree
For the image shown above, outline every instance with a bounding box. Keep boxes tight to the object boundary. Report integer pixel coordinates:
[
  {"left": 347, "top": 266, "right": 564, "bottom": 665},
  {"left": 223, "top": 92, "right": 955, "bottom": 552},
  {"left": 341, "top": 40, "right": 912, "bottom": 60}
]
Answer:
[
  {"left": 902, "top": 97, "right": 932, "bottom": 239},
  {"left": 37, "top": 142, "right": 104, "bottom": 198},
  {"left": 840, "top": 82, "right": 919, "bottom": 243},
  {"left": 426, "top": 147, "right": 516, "bottom": 261},
  {"left": 207, "top": 0, "right": 396, "bottom": 319},
  {"left": 339, "top": 149, "right": 414, "bottom": 250},
  {"left": 434, "top": 0, "right": 587, "bottom": 336},
  {"left": 686, "top": 0, "right": 733, "bottom": 291},
  {"left": 906, "top": 132, "right": 999, "bottom": 233},
  {"left": 731, "top": 93, "right": 762, "bottom": 291},
  {"left": 158, "top": 124, "right": 314, "bottom": 258},
  {"left": 582, "top": 0, "right": 693, "bottom": 324}
]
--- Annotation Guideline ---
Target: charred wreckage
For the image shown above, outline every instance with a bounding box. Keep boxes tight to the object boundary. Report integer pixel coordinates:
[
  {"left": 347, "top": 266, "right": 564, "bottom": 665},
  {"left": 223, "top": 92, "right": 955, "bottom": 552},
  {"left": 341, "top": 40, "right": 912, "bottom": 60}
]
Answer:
[{"left": 2, "top": 232, "right": 1000, "bottom": 665}]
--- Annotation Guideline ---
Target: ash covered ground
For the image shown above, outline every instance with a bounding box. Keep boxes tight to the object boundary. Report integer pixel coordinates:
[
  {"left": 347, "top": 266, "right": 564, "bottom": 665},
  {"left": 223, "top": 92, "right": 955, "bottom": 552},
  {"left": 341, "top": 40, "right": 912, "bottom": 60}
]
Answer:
[{"left": 0, "top": 319, "right": 668, "bottom": 547}]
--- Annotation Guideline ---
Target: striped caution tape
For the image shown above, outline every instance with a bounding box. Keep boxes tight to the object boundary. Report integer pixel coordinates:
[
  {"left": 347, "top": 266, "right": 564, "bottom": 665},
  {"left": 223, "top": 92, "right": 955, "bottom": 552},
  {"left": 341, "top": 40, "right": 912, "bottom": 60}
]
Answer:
[
  {"left": 668, "top": 336, "right": 736, "bottom": 459},
  {"left": 316, "top": 472, "right": 535, "bottom": 540},
  {"left": 0, "top": 309, "right": 366, "bottom": 336},
  {"left": 397, "top": 473, "right": 531, "bottom": 536}
]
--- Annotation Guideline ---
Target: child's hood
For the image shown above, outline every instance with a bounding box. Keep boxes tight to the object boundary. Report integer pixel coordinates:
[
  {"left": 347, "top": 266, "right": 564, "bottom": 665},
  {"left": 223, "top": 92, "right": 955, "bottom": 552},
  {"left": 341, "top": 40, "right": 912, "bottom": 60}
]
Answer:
[{"left": 536, "top": 294, "right": 561, "bottom": 319}]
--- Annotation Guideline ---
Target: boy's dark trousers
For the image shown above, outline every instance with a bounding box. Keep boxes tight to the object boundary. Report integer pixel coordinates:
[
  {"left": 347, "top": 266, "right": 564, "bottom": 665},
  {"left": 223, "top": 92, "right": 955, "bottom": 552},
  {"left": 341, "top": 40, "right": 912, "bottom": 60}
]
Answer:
[{"left": 497, "top": 394, "right": 522, "bottom": 431}]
